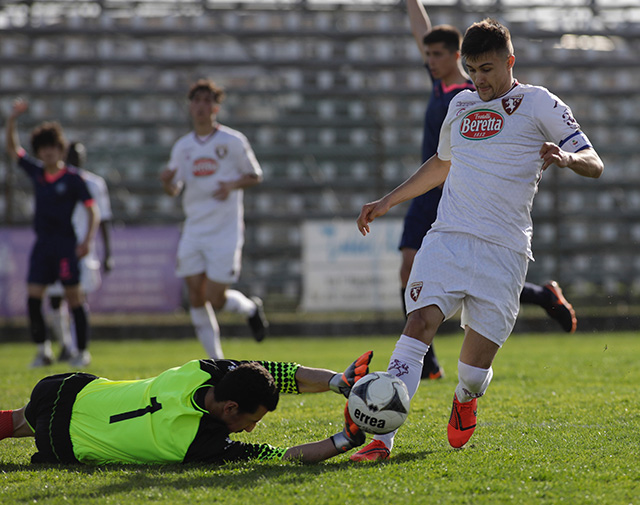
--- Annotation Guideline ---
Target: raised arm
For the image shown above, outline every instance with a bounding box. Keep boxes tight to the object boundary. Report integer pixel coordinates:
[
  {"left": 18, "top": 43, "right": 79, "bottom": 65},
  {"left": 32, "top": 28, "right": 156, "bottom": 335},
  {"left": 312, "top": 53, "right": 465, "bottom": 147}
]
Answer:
[
  {"left": 539, "top": 144, "right": 604, "bottom": 179},
  {"left": 407, "top": 0, "right": 432, "bottom": 63},
  {"left": 357, "top": 155, "right": 451, "bottom": 236},
  {"left": 5, "top": 99, "right": 28, "bottom": 159}
]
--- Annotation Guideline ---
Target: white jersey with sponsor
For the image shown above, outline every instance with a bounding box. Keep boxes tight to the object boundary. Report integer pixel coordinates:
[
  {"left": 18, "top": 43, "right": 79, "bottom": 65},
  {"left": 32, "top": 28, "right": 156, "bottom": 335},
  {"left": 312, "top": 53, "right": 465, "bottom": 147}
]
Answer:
[
  {"left": 435, "top": 82, "right": 592, "bottom": 259},
  {"left": 169, "top": 125, "right": 262, "bottom": 241}
]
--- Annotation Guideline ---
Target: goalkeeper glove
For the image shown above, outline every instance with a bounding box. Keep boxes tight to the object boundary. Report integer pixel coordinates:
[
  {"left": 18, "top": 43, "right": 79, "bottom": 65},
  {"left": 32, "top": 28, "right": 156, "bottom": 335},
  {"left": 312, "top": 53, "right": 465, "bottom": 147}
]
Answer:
[
  {"left": 329, "top": 350, "right": 373, "bottom": 398},
  {"left": 331, "top": 403, "right": 365, "bottom": 453}
]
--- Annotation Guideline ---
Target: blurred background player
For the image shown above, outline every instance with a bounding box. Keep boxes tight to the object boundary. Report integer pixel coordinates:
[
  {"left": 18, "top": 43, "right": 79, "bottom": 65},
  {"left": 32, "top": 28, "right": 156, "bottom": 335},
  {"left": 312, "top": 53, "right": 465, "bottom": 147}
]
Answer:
[
  {"left": 398, "top": 0, "right": 577, "bottom": 382},
  {"left": 5, "top": 99, "right": 99, "bottom": 368},
  {"left": 161, "top": 79, "right": 268, "bottom": 359},
  {"left": 46, "top": 141, "right": 114, "bottom": 367}
]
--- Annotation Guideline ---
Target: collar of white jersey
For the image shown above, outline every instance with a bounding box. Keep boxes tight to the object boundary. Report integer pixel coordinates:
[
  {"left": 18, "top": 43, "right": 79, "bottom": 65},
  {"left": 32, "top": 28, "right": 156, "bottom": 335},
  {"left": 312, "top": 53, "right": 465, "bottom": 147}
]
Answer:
[
  {"left": 193, "top": 124, "right": 220, "bottom": 144},
  {"left": 497, "top": 80, "right": 520, "bottom": 100}
]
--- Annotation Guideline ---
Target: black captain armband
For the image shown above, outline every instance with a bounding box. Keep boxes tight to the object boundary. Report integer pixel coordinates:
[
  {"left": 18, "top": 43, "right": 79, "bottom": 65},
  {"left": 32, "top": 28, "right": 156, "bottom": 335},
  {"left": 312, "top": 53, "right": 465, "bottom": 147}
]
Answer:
[{"left": 256, "top": 361, "right": 300, "bottom": 394}]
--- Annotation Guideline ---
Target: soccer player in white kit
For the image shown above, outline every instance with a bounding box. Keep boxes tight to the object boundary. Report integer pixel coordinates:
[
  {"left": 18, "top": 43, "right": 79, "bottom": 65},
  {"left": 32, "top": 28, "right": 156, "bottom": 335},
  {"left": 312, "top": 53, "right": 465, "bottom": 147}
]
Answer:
[
  {"left": 355, "top": 19, "right": 604, "bottom": 460},
  {"left": 161, "top": 79, "right": 268, "bottom": 359},
  {"left": 48, "top": 142, "right": 114, "bottom": 368}
]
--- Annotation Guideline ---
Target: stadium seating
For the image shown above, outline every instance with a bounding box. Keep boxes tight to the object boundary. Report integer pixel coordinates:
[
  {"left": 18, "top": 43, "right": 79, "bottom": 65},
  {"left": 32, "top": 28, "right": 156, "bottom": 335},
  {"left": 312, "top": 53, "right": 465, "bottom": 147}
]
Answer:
[{"left": 0, "top": 0, "right": 637, "bottom": 308}]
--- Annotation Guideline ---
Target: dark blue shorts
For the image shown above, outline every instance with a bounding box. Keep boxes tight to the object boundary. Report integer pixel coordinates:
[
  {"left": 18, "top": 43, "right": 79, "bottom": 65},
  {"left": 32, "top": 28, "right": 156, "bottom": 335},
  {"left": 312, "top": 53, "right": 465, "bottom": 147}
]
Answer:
[
  {"left": 28, "top": 236, "right": 80, "bottom": 286},
  {"left": 399, "top": 187, "right": 443, "bottom": 250}
]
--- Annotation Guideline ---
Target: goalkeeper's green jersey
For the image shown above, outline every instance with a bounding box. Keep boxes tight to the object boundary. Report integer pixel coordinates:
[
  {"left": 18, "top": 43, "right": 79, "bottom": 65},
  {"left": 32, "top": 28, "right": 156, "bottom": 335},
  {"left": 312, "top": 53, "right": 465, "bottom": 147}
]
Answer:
[{"left": 37, "top": 359, "right": 299, "bottom": 465}]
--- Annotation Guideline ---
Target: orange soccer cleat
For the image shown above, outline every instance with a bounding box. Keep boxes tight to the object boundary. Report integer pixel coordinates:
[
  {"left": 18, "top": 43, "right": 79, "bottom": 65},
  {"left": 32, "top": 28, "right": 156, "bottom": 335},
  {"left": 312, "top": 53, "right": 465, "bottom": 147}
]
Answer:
[
  {"left": 447, "top": 395, "right": 477, "bottom": 448},
  {"left": 349, "top": 439, "right": 390, "bottom": 462}
]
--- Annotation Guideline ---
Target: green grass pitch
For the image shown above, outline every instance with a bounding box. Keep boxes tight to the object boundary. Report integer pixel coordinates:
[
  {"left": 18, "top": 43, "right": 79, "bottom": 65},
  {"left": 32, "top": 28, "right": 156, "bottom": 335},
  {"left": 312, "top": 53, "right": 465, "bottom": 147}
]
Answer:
[{"left": 1, "top": 332, "right": 638, "bottom": 504}]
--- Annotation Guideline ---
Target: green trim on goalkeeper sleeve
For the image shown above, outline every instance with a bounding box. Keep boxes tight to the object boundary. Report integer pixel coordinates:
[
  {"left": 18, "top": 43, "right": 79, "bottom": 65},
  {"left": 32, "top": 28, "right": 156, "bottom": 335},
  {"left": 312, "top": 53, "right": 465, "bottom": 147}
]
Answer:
[
  {"left": 257, "top": 361, "right": 300, "bottom": 394},
  {"left": 251, "top": 443, "right": 288, "bottom": 461}
]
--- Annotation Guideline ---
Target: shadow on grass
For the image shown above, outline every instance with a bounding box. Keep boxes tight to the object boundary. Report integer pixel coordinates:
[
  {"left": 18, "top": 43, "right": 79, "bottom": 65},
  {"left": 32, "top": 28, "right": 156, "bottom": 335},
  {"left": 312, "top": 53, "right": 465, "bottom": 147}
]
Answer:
[{"left": 2, "top": 448, "right": 443, "bottom": 499}]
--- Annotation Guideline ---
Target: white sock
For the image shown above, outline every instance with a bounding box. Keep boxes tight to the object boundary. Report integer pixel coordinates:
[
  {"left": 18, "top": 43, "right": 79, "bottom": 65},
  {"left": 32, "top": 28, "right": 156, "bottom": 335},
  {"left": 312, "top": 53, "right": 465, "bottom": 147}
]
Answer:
[
  {"left": 373, "top": 334, "right": 429, "bottom": 451},
  {"left": 49, "top": 305, "right": 75, "bottom": 351},
  {"left": 38, "top": 341, "right": 53, "bottom": 356},
  {"left": 455, "top": 361, "right": 493, "bottom": 403},
  {"left": 223, "top": 289, "right": 256, "bottom": 316},
  {"left": 190, "top": 303, "right": 223, "bottom": 359}
]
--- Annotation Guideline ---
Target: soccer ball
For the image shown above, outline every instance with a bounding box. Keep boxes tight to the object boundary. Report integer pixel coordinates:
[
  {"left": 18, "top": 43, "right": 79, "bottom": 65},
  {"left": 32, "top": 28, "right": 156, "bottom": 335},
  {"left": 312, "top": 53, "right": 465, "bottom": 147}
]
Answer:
[{"left": 348, "top": 372, "right": 410, "bottom": 434}]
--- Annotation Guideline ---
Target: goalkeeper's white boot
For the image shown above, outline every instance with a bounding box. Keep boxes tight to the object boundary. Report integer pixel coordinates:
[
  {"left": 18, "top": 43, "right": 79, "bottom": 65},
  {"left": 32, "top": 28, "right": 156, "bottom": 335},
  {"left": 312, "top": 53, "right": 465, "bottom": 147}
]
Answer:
[{"left": 349, "top": 439, "right": 390, "bottom": 462}]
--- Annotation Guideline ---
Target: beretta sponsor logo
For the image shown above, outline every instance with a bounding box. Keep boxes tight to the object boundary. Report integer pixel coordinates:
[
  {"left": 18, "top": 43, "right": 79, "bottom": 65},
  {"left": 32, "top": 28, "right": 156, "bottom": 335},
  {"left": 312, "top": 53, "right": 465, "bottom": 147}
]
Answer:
[
  {"left": 460, "top": 109, "right": 504, "bottom": 140},
  {"left": 193, "top": 157, "right": 218, "bottom": 176}
]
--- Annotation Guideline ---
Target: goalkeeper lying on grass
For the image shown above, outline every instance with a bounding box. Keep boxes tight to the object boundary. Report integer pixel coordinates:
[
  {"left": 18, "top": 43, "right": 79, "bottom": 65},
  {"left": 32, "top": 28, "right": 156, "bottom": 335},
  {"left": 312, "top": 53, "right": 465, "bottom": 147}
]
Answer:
[{"left": 0, "top": 352, "right": 372, "bottom": 465}]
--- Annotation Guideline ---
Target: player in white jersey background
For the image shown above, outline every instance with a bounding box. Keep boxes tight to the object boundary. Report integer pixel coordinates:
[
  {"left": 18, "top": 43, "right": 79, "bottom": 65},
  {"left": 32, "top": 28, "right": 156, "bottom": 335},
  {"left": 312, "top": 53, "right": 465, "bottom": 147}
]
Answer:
[
  {"left": 356, "top": 18, "right": 603, "bottom": 459},
  {"left": 47, "top": 142, "right": 114, "bottom": 368},
  {"left": 161, "top": 79, "right": 268, "bottom": 359}
]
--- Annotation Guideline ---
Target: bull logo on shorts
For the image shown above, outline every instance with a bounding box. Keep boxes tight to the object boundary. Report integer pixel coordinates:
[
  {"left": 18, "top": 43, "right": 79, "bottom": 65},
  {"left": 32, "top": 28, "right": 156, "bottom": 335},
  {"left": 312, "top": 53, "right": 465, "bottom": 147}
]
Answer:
[{"left": 409, "top": 281, "right": 423, "bottom": 302}]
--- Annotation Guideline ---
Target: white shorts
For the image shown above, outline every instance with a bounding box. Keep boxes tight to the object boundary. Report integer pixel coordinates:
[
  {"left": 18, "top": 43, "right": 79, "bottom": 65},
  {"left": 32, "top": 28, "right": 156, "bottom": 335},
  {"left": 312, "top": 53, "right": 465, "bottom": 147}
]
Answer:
[
  {"left": 405, "top": 231, "right": 528, "bottom": 347},
  {"left": 47, "top": 257, "right": 102, "bottom": 297},
  {"left": 175, "top": 234, "right": 242, "bottom": 284}
]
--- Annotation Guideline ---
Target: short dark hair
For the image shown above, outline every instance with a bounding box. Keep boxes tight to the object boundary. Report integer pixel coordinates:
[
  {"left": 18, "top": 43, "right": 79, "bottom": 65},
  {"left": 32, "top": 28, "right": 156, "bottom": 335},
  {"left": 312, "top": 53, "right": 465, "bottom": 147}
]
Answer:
[
  {"left": 31, "top": 121, "right": 66, "bottom": 154},
  {"left": 214, "top": 362, "right": 279, "bottom": 414},
  {"left": 424, "top": 25, "right": 463, "bottom": 53},
  {"left": 187, "top": 79, "right": 225, "bottom": 104},
  {"left": 66, "top": 141, "right": 86, "bottom": 168},
  {"left": 461, "top": 18, "right": 514, "bottom": 61}
]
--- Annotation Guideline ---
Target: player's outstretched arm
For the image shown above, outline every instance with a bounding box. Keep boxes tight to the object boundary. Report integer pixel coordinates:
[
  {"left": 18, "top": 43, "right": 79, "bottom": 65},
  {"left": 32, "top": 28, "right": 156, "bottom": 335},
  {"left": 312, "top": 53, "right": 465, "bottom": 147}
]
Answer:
[
  {"left": 357, "top": 155, "right": 451, "bottom": 236},
  {"left": 282, "top": 403, "right": 365, "bottom": 463},
  {"left": 294, "top": 350, "right": 373, "bottom": 394}
]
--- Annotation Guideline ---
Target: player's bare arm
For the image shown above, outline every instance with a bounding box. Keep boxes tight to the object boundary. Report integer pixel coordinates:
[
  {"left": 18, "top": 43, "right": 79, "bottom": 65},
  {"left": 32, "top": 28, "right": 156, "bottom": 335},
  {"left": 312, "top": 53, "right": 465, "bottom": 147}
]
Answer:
[
  {"left": 282, "top": 404, "right": 364, "bottom": 463},
  {"left": 76, "top": 204, "right": 100, "bottom": 259},
  {"left": 294, "top": 350, "right": 373, "bottom": 394},
  {"left": 100, "top": 221, "right": 114, "bottom": 272},
  {"left": 294, "top": 366, "right": 336, "bottom": 393},
  {"left": 283, "top": 438, "right": 339, "bottom": 462},
  {"left": 539, "top": 143, "right": 604, "bottom": 178},
  {"left": 5, "top": 99, "right": 28, "bottom": 159},
  {"left": 357, "top": 155, "right": 451, "bottom": 236},
  {"left": 160, "top": 168, "right": 182, "bottom": 196},
  {"left": 407, "top": 0, "right": 432, "bottom": 61},
  {"left": 212, "top": 173, "right": 262, "bottom": 201}
]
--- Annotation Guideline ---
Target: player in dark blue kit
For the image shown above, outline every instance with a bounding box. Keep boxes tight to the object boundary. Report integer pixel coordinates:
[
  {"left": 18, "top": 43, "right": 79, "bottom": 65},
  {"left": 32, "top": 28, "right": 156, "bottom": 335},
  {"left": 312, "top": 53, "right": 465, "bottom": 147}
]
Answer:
[{"left": 5, "top": 99, "right": 99, "bottom": 368}]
